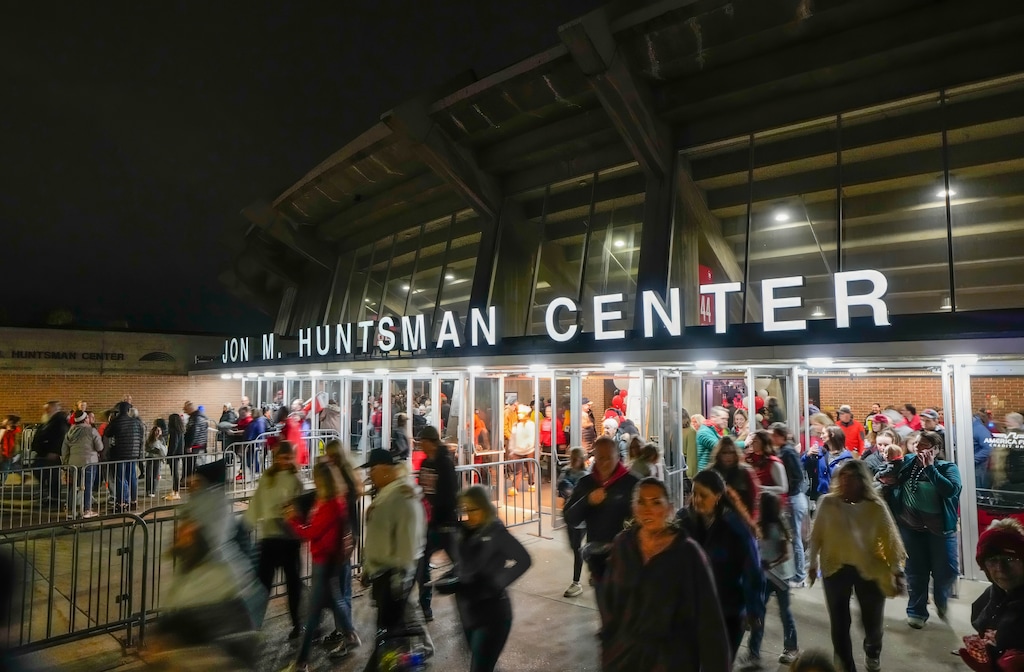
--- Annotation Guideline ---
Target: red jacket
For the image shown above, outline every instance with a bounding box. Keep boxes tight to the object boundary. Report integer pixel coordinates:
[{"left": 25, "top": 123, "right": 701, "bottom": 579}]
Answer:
[
  {"left": 839, "top": 420, "right": 865, "bottom": 456},
  {"left": 289, "top": 496, "right": 347, "bottom": 564},
  {"left": 539, "top": 416, "right": 565, "bottom": 448},
  {"left": 1, "top": 426, "right": 21, "bottom": 460}
]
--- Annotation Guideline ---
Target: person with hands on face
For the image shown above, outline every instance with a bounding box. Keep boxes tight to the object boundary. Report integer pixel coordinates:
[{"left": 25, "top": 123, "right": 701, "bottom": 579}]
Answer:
[
  {"left": 564, "top": 436, "right": 639, "bottom": 628},
  {"left": 602, "top": 478, "right": 731, "bottom": 672},
  {"left": 878, "top": 430, "right": 962, "bottom": 629},
  {"left": 676, "top": 469, "right": 764, "bottom": 659},
  {"left": 809, "top": 460, "right": 906, "bottom": 672},
  {"left": 434, "top": 486, "right": 531, "bottom": 672}
]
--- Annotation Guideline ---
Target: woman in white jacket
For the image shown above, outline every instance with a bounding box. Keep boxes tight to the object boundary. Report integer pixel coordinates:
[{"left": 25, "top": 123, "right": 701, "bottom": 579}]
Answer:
[
  {"left": 62, "top": 410, "right": 103, "bottom": 518},
  {"left": 243, "top": 441, "right": 304, "bottom": 639}
]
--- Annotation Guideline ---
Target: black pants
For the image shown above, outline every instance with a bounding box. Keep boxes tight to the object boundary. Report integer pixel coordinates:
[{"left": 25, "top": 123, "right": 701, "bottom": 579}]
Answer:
[
  {"left": 364, "top": 569, "right": 416, "bottom": 672},
  {"left": 143, "top": 460, "right": 160, "bottom": 495},
  {"left": 586, "top": 552, "right": 610, "bottom": 627},
  {"left": 724, "top": 615, "right": 745, "bottom": 659},
  {"left": 417, "top": 524, "right": 459, "bottom": 611},
  {"left": 257, "top": 538, "right": 302, "bottom": 627},
  {"left": 567, "top": 526, "right": 584, "bottom": 583},
  {"left": 823, "top": 565, "right": 886, "bottom": 672},
  {"left": 34, "top": 456, "right": 61, "bottom": 502},
  {"left": 183, "top": 448, "right": 205, "bottom": 483},
  {"left": 464, "top": 619, "right": 512, "bottom": 672}
]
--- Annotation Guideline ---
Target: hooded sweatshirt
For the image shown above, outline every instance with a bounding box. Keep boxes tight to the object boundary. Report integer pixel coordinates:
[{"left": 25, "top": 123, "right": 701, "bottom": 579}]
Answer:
[
  {"left": 244, "top": 467, "right": 304, "bottom": 538},
  {"left": 62, "top": 423, "right": 103, "bottom": 467}
]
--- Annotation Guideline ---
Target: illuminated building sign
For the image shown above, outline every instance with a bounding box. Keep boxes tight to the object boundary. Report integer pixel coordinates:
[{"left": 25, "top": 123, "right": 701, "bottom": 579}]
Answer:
[{"left": 221, "top": 270, "right": 890, "bottom": 363}]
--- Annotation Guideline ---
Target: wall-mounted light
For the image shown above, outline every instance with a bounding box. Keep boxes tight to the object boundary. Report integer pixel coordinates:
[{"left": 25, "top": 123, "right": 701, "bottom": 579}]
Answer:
[
  {"left": 336, "top": 369, "right": 352, "bottom": 376},
  {"left": 603, "top": 362, "right": 624, "bottom": 371},
  {"left": 773, "top": 211, "right": 791, "bottom": 222},
  {"left": 445, "top": 273, "right": 454, "bottom": 280},
  {"left": 264, "top": 372, "right": 276, "bottom": 377},
  {"left": 811, "top": 306, "right": 825, "bottom": 318},
  {"left": 416, "top": 366, "right": 432, "bottom": 374},
  {"left": 940, "top": 295, "right": 952, "bottom": 311},
  {"left": 613, "top": 239, "right": 625, "bottom": 248},
  {"left": 848, "top": 368, "right": 868, "bottom": 374}
]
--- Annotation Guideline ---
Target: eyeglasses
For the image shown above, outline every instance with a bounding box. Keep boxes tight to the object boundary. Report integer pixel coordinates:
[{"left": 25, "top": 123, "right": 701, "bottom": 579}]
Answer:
[{"left": 983, "top": 554, "right": 1023, "bottom": 570}]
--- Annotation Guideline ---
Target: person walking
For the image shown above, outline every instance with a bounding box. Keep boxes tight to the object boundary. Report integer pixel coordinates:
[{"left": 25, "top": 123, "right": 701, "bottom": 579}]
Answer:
[
  {"left": 602, "top": 477, "right": 731, "bottom": 672},
  {"left": 165, "top": 413, "right": 186, "bottom": 501},
  {"left": 698, "top": 406, "right": 741, "bottom": 471},
  {"left": 558, "top": 447, "right": 588, "bottom": 598},
  {"left": 416, "top": 425, "right": 459, "bottom": 622},
  {"left": 62, "top": 410, "right": 103, "bottom": 518},
  {"left": 284, "top": 462, "right": 356, "bottom": 670},
  {"left": 182, "top": 401, "right": 209, "bottom": 484},
  {"left": 434, "top": 485, "right": 531, "bottom": 672},
  {"left": 322, "top": 438, "right": 364, "bottom": 652},
  {"left": 565, "top": 436, "right": 639, "bottom": 628},
  {"left": 809, "top": 460, "right": 907, "bottom": 672},
  {"left": 879, "top": 430, "right": 962, "bottom": 628},
  {"left": 709, "top": 436, "right": 760, "bottom": 521},
  {"left": 677, "top": 469, "right": 764, "bottom": 658},
  {"left": 770, "top": 424, "right": 809, "bottom": 587},
  {"left": 244, "top": 441, "right": 304, "bottom": 641}
]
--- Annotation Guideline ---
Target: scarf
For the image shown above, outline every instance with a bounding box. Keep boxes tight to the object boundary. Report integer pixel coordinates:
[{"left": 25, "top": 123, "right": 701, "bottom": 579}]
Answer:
[{"left": 593, "top": 462, "right": 630, "bottom": 489}]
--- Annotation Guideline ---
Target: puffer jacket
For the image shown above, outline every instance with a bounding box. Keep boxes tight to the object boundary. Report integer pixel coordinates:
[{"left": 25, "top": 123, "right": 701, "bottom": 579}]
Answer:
[
  {"left": 62, "top": 424, "right": 103, "bottom": 466},
  {"left": 106, "top": 415, "right": 145, "bottom": 461},
  {"left": 184, "top": 412, "right": 210, "bottom": 451}
]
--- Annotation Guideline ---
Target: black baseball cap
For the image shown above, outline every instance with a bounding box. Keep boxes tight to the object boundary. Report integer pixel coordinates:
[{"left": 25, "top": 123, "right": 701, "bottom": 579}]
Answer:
[
  {"left": 359, "top": 448, "right": 396, "bottom": 469},
  {"left": 582, "top": 398, "right": 591, "bottom": 405}
]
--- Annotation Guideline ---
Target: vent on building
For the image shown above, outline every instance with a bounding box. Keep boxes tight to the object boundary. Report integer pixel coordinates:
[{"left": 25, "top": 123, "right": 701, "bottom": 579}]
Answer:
[{"left": 139, "top": 351, "right": 176, "bottom": 362}]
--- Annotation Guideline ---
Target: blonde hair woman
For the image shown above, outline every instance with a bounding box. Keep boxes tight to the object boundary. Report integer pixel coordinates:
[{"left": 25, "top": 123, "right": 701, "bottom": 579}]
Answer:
[{"left": 809, "top": 459, "right": 906, "bottom": 672}]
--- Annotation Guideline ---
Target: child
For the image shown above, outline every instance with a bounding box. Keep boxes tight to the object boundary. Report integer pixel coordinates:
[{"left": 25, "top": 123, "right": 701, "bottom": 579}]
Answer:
[
  {"left": 558, "top": 448, "right": 588, "bottom": 598},
  {"left": 0, "top": 415, "right": 22, "bottom": 484},
  {"left": 630, "top": 443, "right": 662, "bottom": 480},
  {"left": 743, "top": 491, "right": 800, "bottom": 669},
  {"left": 144, "top": 425, "right": 167, "bottom": 497}
]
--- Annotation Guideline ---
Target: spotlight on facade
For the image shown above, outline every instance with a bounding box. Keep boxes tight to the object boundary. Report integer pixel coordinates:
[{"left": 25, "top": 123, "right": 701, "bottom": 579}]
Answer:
[
  {"left": 694, "top": 360, "right": 718, "bottom": 369},
  {"left": 806, "top": 358, "right": 833, "bottom": 368},
  {"left": 264, "top": 372, "right": 276, "bottom": 377},
  {"left": 613, "top": 239, "right": 625, "bottom": 248},
  {"left": 445, "top": 273, "right": 454, "bottom": 280},
  {"left": 220, "top": 373, "right": 232, "bottom": 380},
  {"left": 811, "top": 305, "right": 825, "bottom": 317},
  {"left": 603, "top": 362, "right": 624, "bottom": 371},
  {"left": 848, "top": 368, "right": 868, "bottom": 374},
  {"left": 528, "top": 364, "right": 547, "bottom": 371},
  {"left": 773, "top": 211, "right": 791, "bottom": 222},
  {"left": 402, "top": 284, "right": 410, "bottom": 291},
  {"left": 936, "top": 187, "right": 957, "bottom": 199},
  {"left": 246, "top": 372, "right": 257, "bottom": 378}
]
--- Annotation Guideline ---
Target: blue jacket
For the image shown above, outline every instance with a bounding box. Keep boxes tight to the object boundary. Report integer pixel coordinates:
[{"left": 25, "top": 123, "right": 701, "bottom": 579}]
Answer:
[
  {"left": 817, "top": 449, "right": 854, "bottom": 495},
  {"left": 973, "top": 416, "right": 993, "bottom": 487},
  {"left": 245, "top": 416, "right": 268, "bottom": 442}
]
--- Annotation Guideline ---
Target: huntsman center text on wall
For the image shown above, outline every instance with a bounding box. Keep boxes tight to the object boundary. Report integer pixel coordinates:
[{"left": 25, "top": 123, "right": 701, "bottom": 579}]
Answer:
[{"left": 221, "top": 270, "right": 891, "bottom": 363}]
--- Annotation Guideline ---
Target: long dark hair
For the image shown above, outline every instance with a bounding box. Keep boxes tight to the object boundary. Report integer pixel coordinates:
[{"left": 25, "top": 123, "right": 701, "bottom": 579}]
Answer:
[
  {"left": 691, "top": 469, "right": 758, "bottom": 536},
  {"left": 168, "top": 413, "right": 185, "bottom": 436},
  {"left": 758, "top": 491, "right": 790, "bottom": 541}
]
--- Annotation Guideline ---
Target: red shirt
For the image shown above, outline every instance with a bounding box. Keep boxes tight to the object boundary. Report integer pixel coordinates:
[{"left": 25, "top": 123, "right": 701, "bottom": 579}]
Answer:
[
  {"left": 289, "top": 496, "right": 347, "bottom": 564},
  {"left": 539, "top": 416, "right": 564, "bottom": 448},
  {"left": 236, "top": 416, "right": 254, "bottom": 433},
  {"left": 839, "top": 420, "right": 866, "bottom": 455},
  {"left": 1, "top": 426, "right": 21, "bottom": 459}
]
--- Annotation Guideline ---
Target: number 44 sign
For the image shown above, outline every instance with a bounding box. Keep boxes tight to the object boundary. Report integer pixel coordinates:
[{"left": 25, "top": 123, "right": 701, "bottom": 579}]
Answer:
[{"left": 699, "top": 265, "right": 714, "bottom": 326}]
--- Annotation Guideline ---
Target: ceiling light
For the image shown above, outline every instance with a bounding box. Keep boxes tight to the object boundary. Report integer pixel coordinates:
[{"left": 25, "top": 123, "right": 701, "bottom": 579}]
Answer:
[
  {"left": 936, "top": 188, "right": 957, "bottom": 199},
  {"left": 445, "top": 273, "right": 454, "bottom": 280},
  {"left": 806, "top": 358, "right": 833, "bottom": 368},
  {"left": 416, "top": 366, "right": 432, "bottom": 374},
  {"left": 694, "top": 360, "right": 718, "bottom": 369},
  {"left": 402, "top": 284, "right": 410, "bottom": 291},
  {"left": 603, "top": 362, "right": 624, "bottom": 371},
  {"left": 528, "top": 364, "right": 547, "bottom": 371},
  {"left": 848, "top": 367, "right": 868, "bottom": 374},
  {"left": 246, "top": 372, "right": 257, "bottom": 378},
  {"left": 365, "top": 298, "right": 371, "bottom": 302},
  {"left": 284, "top": 371, "right": 297, "bottom": 377},
  {"left": 374, "top": 368, "right": 389, "bottom": 375},
  {"left": 940, "top": 295, "right": 952, "bottom": 311},
  {"left": 263, "top": 372, "right": 276, "bottom": 377},
  {"left": 336, "top": 369, "right": 352, "bottom": 376},
  {"left": 811, "top": 306, "right": 825, "bottom": 318},
  {"left": 773, "top": 211, "right": 791, "bottom": 222},
  {"left": 231, "top": 373, "right": 243, "bottom": 379},
  {"left": 467, "top": 365, "right": 484, "bottom": 373},
  {"left": 309, "top": 370, "right": 323, "bottom": 377},
  {"left": 692, "top": 369, "right": 709, "bottom": 375},
  {"left": 613, "top": 239, "right": 625, "bottom": 248},
  {"left": 220, "top": 373, "right": 232, "bottom": 380}
]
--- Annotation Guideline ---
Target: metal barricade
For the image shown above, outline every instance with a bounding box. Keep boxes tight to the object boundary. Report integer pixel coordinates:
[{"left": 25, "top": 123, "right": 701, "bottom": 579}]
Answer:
[
  {"left": 0, "top": 465, "right": 77, "bottom": 531},
  {"left": 665, "top": 466, "right": 687, "bottom": 510},
  {"left": 455, "top": 458, "right": 542, "bottom": 537},
  {"left": 0, "top": 513, "right": 148, "bottom": 652}
]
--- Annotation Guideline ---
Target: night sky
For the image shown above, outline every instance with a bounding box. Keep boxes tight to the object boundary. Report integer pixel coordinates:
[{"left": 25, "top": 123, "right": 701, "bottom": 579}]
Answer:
[{"left": 0, "top": 0, "right": 601, "bottom": 334}]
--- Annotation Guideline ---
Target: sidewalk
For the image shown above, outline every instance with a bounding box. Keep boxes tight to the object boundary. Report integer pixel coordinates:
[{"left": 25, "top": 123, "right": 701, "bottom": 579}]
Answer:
[{"left": 17, "top": 523, "right": 982, "bottom": 671}]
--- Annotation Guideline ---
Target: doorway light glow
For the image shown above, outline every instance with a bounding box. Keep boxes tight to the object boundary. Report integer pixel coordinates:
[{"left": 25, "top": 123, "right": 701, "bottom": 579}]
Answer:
[{"left": 284, "top": 371, "right": 297, "bottom": 377}]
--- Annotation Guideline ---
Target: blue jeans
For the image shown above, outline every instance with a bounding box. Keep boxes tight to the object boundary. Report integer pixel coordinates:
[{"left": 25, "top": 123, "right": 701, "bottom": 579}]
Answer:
[
  {"left": 114, "top": 462, "right": 138, "bottom": 507},
  {"left": 337, "top": 560, "right": 353, "bottom": 632},
  {"left": 80, "top": 464, "right": 97, "bottom": 512},
  {"left": 899, "top": 525, "right": 959, "bottom": 621},
  {"left": 748, "top": 579, "right": 798, "bottom": 656},
  {"left": 296, "top": 562, "right": 351, "bottom": 664},
  {"left": 788, "top": 493, "right": 809, "bottom": 582}
]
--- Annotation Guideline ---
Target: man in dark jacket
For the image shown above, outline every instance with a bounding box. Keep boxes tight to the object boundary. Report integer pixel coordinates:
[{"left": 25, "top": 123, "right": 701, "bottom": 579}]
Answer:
[
  {"left": 415, "top": 425, "right": 459, "bottom": 620},
  {"left": 32, "top": 401, "right": 69, "bottom": 506},
  {"left": 183, "top": 401, "right": 209, "bottom": 484},
  {"left": 565, "top": 436, "right": 639, "bottom": 627},
  {"left": 771, "top": 423, "right": 809, "bottom": 586},
  {"left": 105, "top": 401, "right": 144, "bottom": 510}
]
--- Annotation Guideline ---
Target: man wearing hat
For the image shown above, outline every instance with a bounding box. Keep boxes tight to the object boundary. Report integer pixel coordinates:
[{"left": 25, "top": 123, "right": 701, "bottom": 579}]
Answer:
[
  {"left": 360, "top": 448, "right": 427, "bottom": 662},
  {"left": 415, "top": 426, "right": 458, "bottom": 621},
  {"left": 920, "top": 409, "right": 945, "bottom": 444},
  {"left": 837, "top": 404, "right": 866, "bottom": 457}
]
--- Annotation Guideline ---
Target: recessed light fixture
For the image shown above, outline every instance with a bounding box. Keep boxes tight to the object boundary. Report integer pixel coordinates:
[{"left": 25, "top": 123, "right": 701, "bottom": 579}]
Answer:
[
  {"left": 945, "top": 354, "right": 979, "bottom": 364},
  {"left": 694, "top": 360, "right": 719, "bottom": 369},
  {"left": 232, "top": 373, "right": 243, "bottom": 379},
  {"left": 264, "top": 372, "right": 276, "bottom": 377},
  {"left": 402, "top": 284, "right": 410, "bottom": 291},
  {"left": 774, "top": 211, "right": 791, "bottom": 222},
  {"left": 692, "top": 369, "right": 709, "bottom": 375},
  {"left": 336, "top": 369, "right": 352, "bottom": 376},
  {"left": 416, "top": 366, "right": 432, "bottom": 374},
  {"left": 467, "top": 365, "right": 484, "bottom": 373},
  {"left": 613, "top": 239, "right": 625, "bottom": 248},
  {"left": 246, "top": 372, "right": 257, "bottom": 378},
  {"left": 374, "top": 368, "right": 389, "bottom": 375},
  {"left": 528, "top": 364, "right": 547, "bottom": 371},
  {"left": 936, "top": 188, "right": 957, "bottom": 199},
  {"left": 284, "top": 370, "right": 297, "bottom": 377},
  {"left": 806, "top": 358, "right": 833, "bottom": 368},
  {"left": 220, "top": 373, "right": 232, "bottom": 380},
  {"left": 848, "top": 367, "right": 868, "bottom": 374},
  {"left": 309, "top": 370, "right": 323, "bottom": 377},
  {"left": 445, "top": 273, "right": 454, "bottom": 280},
  {"left": 940, "top": 295, "right": 952, "bottom": 311},
  {"left": 603, "top": 362, "right": 624, "bottom": 371},
  {"left": 811, "top": 306, "right": 825, "bottom": 318}
]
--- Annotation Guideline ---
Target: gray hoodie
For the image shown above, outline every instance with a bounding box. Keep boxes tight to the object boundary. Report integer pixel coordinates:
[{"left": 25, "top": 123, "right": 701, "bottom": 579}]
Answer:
[{"left": 62, "top": 424, "right": 103, "bottom": 467}]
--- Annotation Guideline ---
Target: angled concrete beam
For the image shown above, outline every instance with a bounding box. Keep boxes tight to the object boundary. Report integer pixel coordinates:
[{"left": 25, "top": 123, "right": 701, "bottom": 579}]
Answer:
[
  {"left": 217, "top": 270, "right": 277, "bottom": 316},
  {"left": 382, "top": 100, "right": 503, "bottom": 220},
  {"left": 242, "top": 200, "right": 335, "bottom": 270},
  {"left": 560, "top": 8, "right": 673, "bottom": 179}
]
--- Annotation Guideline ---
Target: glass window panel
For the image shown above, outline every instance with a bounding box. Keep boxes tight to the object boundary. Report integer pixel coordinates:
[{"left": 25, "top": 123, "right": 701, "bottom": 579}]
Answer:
[
  {"left": 840, "top": 96, "right": 950, "bottom": 316},
  {"left": 947, "top": 78, "right": 1024, "bottom": 311},
  {"left": 436, "top": 230, "right": 481, "bottom": 338},
  {"left": 581, "top": 180, "right": 644, "bottom": 333},
  {"left": 360, "top": 236, "right": 394, "bottom": 330},
  {"left": 347, "top": 244, "right": 374, "bottom": 324}
]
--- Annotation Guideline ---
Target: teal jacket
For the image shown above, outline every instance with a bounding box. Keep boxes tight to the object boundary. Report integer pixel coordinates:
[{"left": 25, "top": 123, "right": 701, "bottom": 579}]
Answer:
[
  {"left": 696, "top": 423, "right": 744, "bottom": 472},
  {"left": 883, "top": 454, "right": 962, "bottom": 535}
]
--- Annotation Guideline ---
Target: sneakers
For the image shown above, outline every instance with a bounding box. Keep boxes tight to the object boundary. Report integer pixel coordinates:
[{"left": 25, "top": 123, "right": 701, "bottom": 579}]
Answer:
[
  {"left": 528, "top": 484, "right": 536, "bottom": 492},
  {"left": 327, "top": 643, "right": 350, "bottom": 660},
  {"left": 866, "top": 656, "right": 881, "bottom": 671},
  {"left": 779, "top": 650, "right": 800, "bottom": 664},
  {"left": 164, "top": 492, "right": 181, "bottom": 501},
  {"left": 907, "top": 615, "right": 926, "bottom": 629},
  {"left": 507, "top": 487, "right": 518, "bottom": 497},
  {"left": 736, "top": 653, "right": 763, "bottom": 670},
  {"left": 321, "top": 630, "right": 345, "bottom": 646},
  {"left": 345, "top": 631, "right": 362, "bottom": 648},
  {"left": 788, "top": 579, "right": 807, "bottom": 589},
  {"left": 564, "top": 581, "right": 583, "bottom": 598},
  {"left": 81, "top": 510, "right": 98, "bottom": 519}
]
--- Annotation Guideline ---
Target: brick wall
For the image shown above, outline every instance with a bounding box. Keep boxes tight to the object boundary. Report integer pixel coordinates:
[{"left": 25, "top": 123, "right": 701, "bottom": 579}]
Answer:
[
  {"left": 971, "top": 376, "right": 1024, "bottom": 415},
  {"left": 582, "top": 377, "right": 612, "bottom": 414},
  {"left": 817, "top": 376, "right": 944, "bottom": 418},
  {"left": 0, "top": 373, "right": 242, "bottom": 424}
]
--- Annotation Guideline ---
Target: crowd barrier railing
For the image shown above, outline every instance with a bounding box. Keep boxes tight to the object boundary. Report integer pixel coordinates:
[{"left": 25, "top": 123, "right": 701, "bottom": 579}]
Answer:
[
  {"left": 0, "top": 513, "right": 148, "bottom": 653},
  {"left": 0, "top": 465, "right": 78, "bottom": 530},
  {"left": 454, "top": 458, "right": 542, "bottom": 538}
]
